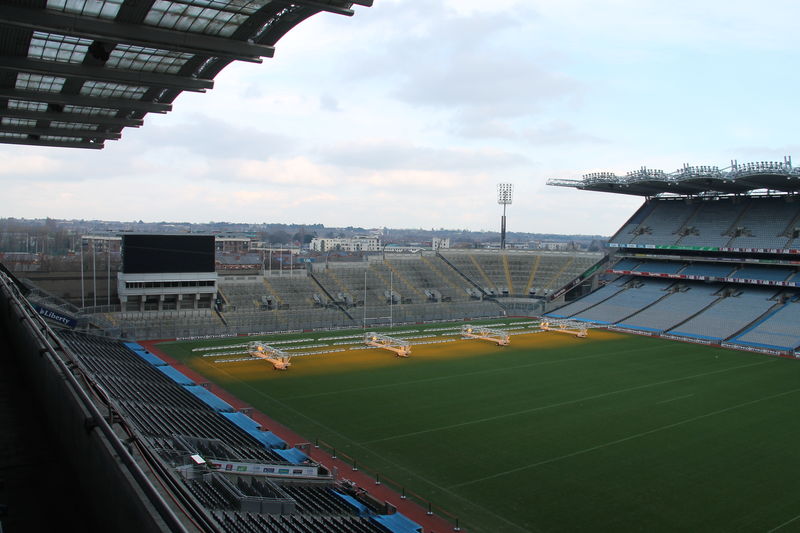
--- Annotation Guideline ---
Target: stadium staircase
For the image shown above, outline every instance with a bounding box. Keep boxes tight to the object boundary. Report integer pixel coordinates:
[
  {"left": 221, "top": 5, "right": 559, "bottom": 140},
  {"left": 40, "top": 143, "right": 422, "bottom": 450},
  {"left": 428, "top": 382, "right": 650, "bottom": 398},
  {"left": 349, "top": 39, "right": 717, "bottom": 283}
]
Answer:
[
  {"left": 524, "top": 254, "right": 542, "bottom": 296},
  {"left": 544, "top": 256, "right": 577, "bottom": 293},
  {"left": 664, "top": 291, "right": 726, "bottom": 333},
  {"left": 261, "top": 277, "right": 284, "bottom": 308},
  {"left": 501, "top": 255, "right": 514, "bottom": 295},
  {"left": 721, "top": 296, "right": 786, "bottom": 342},
  {"left": 436, "top": 252, "right": 490, "bottom": 298},
  {"left": 323, "top": 269, "right": 350, "bottom": 299},
  {"left": 674, "top": 202, "right": 703, "bottom": 237},
  {"left": 469, "top": 254, "right": 497, "bottom": 293},
  {"left": 308, "top": 270, "right": 355, "bottom": 321},
  {"left": 551, "top": 255, "right": 610, "bottom": 302},
  {"left": 781, "top": 210, "right": 800, "bottom": 240},
  {"left": 213, "top": 308, "right": 228, "bottom": 327},
  {"left": 420, "top": 255, "right": 464, "bottom": 295},
  {"left": 722, "top": 201, "right": 753, "bottom": 244},
  {"left": 370, "top": 266, "right": 397, "bottom": 302},
  {"left": 384, "top": 260, "right": 427, "bottom": 302},
  {"left": 550, "top": 278, "right": 630, "bottom": 318},
  {"left": 613, "top": 283, "right": 677, "bottom": 324},
  {"left": 629, "top": 209, "right": 662, "bottom": 243},
  {"left": 608, "top": 201, "right": 656, "bottom": 243},
  {"left": 217, "top": 287, "right": 229, "bottom": 308}
]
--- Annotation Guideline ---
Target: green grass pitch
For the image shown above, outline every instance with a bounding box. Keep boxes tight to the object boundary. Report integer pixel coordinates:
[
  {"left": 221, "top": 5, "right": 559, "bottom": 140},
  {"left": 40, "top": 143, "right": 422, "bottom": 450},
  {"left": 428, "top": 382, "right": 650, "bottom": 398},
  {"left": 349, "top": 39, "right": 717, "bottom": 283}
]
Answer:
[{"left": 157, "top": 324, "right": 800, "bottom": 533}]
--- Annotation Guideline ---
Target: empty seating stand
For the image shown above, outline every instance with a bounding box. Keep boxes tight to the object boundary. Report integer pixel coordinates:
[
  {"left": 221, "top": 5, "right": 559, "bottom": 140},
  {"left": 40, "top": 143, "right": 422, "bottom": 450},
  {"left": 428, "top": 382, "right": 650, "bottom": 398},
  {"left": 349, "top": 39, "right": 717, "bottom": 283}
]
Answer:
[
  {"left": 568, "top": 278, "right": 674, "bottom": 324},
  {"left": 57, "top": 331, "right": 297, "bottom": 464},
  {"left": 729, "top": 297, "right": 800, "bottom": 350},
  {"left": 617, "top": 284, "right": 721, "bottom": 333},
  {"left": 612, "top": 196, "right": 800, "bottom": 251}
]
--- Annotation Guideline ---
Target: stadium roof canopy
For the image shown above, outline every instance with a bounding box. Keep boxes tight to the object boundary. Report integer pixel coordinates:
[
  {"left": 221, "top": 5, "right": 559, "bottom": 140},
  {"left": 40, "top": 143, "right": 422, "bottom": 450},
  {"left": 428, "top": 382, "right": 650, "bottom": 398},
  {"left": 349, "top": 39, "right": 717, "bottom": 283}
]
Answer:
[
  {"left": 548, "top": 157, "right": 800, "bottom": 197},
  {"left": 0, "top": 0, "right": 370, "bottom": 150}
]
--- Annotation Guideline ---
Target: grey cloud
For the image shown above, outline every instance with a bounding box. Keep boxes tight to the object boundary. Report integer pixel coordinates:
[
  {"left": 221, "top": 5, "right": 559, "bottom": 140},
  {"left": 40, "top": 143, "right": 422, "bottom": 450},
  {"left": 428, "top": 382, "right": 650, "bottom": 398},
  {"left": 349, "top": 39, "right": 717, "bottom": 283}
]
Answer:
[
  {"left": 394, "top": 54, "right": 578, "bottom": 116},
  {"left": 316, "top": 140, "right": 530, "bottom": 172},
  {"left": 134, "top": 114, "right": 295, "bottom": 159},
  {"left": 319, "top": 94, "right": 341, "bottom": 112},
  {"left": 339, "top": 2, "right": 581, "bottom": 139},
  {"left": 453, "top": 118, "right": 606, "bottom": 146},
  {"left": 520, "top": 121, "right": 607, "bottom": 145}
]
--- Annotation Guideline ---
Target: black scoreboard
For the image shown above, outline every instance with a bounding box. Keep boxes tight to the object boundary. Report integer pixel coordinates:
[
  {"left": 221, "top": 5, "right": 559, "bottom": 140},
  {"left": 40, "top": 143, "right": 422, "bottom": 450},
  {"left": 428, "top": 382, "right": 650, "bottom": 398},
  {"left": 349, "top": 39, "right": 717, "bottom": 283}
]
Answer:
[{"left": 121, "top": 234, "right": 215, "bottom": 274}]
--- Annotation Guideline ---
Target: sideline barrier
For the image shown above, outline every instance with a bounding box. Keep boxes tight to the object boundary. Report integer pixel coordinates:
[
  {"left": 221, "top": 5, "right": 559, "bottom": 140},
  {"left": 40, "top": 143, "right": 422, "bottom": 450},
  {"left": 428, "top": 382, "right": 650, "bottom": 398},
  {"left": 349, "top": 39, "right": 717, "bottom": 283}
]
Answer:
[
  {"left": 660, "top": 334, "right": 717, "bottom": 346},
  {"left": 604, "top": 323, "right": 797, "bottom": 358},
  {"left": 721, "top": 342, "right": 788, "bottom": 357}
]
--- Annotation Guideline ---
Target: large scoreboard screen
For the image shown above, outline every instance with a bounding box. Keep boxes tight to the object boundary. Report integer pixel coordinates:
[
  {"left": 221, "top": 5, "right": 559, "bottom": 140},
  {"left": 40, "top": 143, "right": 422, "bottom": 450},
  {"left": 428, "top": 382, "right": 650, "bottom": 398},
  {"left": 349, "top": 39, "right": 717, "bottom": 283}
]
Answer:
[{"left": 122, "top": 234, "right": 215, "bottom": 274}]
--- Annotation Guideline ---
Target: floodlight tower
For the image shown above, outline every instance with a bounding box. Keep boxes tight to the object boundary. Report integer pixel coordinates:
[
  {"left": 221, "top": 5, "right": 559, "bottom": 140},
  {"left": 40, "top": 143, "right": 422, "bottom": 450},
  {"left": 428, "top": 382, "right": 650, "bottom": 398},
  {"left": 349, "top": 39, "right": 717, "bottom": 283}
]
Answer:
[{"left": 497, "top": 183, "right": 513, "bottom": 250}]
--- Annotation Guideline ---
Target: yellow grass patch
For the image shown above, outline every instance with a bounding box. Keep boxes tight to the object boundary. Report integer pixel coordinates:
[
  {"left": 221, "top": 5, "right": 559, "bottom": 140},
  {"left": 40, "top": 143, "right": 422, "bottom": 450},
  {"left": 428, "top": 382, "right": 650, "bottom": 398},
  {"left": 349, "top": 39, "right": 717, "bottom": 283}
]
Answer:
[{"left": 185, "top": 329, "right": 625, "bottom": 384}]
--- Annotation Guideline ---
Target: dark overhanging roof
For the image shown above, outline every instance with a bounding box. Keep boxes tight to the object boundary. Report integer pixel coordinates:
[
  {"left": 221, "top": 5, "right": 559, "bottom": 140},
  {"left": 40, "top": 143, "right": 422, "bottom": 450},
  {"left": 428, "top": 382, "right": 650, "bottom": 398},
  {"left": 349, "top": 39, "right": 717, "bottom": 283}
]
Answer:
[
  {"left": 548, "top": 157, "right": 800, "bottom": 197},
  {"left": 0, "top": 0, "right": 371, "bottom": 150}
]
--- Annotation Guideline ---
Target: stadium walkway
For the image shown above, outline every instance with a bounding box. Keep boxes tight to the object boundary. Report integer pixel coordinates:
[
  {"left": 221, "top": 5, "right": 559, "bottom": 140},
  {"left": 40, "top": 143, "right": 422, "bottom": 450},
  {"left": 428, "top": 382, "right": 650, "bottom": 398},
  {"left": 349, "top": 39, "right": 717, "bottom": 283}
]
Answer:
[{"left": 140, "top": 340, "right": 461, "bottom": 533}]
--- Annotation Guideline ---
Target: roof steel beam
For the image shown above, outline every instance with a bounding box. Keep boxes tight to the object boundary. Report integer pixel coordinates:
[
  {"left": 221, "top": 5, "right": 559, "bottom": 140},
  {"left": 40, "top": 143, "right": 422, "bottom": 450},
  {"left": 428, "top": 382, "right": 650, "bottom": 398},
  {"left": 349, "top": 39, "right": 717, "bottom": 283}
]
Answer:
[
  {"left": 0, "top": 56, "right": 213, "bottom": 92},
  {"left": 0, "top": 124, "right": 121, "bottom": 140},
  {"left": 0, "top": 88, "right": 171, "bottom": 113},
  {"left": 0, "top": 136, "right": 103, "bottom": 149},
  {"left": 0, "top": 5, "right": 274, "bottom": 62},
  {"left": 286, "top": 0, "right": 354, "bottom": 16},
  {"left": 0, "top": 107, "right": 143, "bottom": 127}
]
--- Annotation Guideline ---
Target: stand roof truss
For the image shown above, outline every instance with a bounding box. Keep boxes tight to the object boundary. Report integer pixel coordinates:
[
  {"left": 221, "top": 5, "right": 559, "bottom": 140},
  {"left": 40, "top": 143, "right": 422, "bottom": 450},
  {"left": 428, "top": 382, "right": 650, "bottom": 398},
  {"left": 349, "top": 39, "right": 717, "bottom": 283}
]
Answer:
[{"left": 0, "top": 0, "right": 371, "bottom": 149}]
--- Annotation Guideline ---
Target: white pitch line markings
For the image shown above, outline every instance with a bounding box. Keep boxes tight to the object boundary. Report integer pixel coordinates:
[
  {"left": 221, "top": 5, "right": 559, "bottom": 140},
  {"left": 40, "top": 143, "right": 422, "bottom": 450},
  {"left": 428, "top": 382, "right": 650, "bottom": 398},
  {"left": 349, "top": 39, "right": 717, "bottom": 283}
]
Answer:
[
  {"left": 450, "top": 385, "right": 800, "bottom": 489},
  {"left": 655, "top": 393, "right": 695, "bottom": 405}
]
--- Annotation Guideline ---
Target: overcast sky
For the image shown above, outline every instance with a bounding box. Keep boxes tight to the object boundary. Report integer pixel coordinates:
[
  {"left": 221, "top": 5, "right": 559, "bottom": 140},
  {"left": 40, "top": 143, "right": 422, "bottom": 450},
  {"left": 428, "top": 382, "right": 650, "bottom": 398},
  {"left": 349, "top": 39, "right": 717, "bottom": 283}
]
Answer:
[{"left": 2, "top": 0, "right": 798, "bottom": 236}]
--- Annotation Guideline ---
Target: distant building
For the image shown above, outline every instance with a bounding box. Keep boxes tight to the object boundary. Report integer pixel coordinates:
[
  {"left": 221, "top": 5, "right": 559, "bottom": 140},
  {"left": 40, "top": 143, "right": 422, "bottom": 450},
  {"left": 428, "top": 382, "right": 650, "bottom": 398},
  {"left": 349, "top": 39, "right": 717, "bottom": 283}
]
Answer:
[
  {"left": 215, "top": 237, "right": 250, "bottom": 254},
  {"left": 383, "top": 244, "right": 424, "bottom": 253},
  {"left": 309, "top": 235, "right": 380, "bottom": 252},
  {"left": 431, "top": 237, "right": 450, "bottom": 250},
  {"left": 538, "top": 241, "right": 570, "bottom": 251}
]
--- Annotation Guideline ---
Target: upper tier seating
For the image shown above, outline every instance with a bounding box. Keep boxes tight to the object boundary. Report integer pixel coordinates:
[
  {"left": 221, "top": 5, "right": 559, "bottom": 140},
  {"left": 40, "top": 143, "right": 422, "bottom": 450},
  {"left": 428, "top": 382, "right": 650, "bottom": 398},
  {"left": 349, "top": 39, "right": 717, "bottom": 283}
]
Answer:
[
  {"left": 680, "top": 263, "right": 735, "bottom": 277},
  {"left": 611, "top": 196, "right": 800, "bottom": 250},
  {"left": 731, "top": 265, "right": 794, "bottom": 282}
]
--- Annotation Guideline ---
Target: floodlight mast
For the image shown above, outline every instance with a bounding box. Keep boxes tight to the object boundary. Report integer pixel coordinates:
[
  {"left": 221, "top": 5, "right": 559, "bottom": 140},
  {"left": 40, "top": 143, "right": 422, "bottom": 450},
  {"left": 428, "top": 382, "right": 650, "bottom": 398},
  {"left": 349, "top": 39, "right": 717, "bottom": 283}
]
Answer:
[{"left": 497, "top": 183, "right": 513, "bottom": 250}]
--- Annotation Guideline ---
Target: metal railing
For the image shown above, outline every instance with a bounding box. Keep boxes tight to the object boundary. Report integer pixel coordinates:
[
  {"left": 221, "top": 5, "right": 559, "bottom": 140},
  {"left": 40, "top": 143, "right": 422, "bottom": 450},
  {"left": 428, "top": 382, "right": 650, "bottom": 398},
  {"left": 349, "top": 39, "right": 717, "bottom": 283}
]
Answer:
[{"left": 0, "top": 270, "right": 202, "bottom": 532}]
